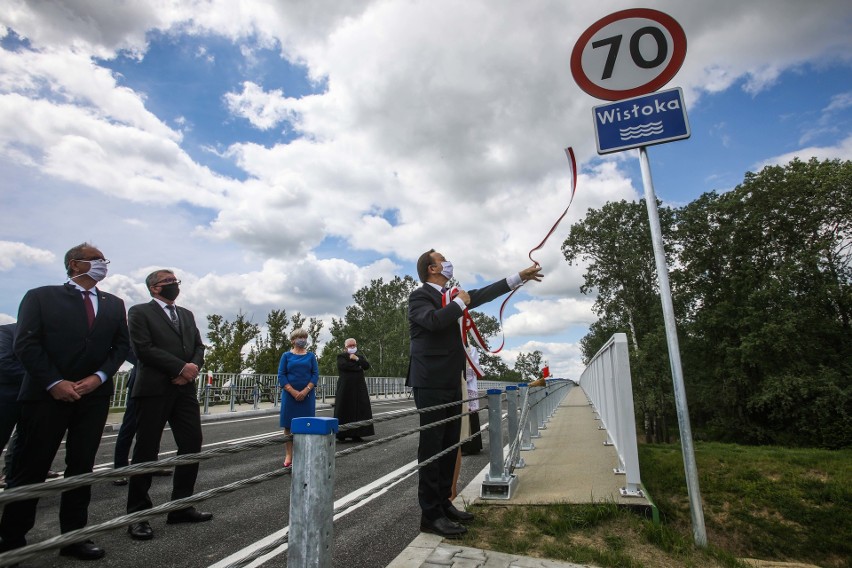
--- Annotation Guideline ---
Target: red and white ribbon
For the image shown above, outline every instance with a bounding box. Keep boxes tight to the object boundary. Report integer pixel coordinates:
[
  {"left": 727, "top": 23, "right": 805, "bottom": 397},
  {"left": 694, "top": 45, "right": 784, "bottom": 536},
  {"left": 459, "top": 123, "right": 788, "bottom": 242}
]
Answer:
[{"left": 444, "top": 147, "right": 578, "bottom": 377}]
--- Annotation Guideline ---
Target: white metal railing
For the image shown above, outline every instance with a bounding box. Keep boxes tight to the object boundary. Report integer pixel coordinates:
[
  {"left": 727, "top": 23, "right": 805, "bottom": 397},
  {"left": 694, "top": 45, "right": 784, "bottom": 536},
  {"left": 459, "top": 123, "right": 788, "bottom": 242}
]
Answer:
[
  {"left": 578, "top": 332, "right": 643, "bottom": 497},
  {"left": 109, "top": 372, "right": 409, "bottom": 410}
]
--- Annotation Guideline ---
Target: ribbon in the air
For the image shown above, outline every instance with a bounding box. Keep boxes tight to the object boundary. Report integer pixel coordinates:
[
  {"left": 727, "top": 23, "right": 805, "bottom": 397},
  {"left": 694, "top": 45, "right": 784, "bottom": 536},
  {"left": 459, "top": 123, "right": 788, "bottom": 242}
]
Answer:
[{"left": 447, "top": 147, "right": 578, "bottom": 377}]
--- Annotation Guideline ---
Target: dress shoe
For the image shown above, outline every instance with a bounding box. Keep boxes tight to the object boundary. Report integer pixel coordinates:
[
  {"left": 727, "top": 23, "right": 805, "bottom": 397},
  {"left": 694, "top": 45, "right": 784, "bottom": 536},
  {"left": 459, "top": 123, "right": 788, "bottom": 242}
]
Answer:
[
  {"left": 166, "top": 508, "right": 213, "bottom": 524},
  {"left": 419, "top": 516, "right": 467, "bottom": 539},
  {"left": 46, "top": 470, "right": 62, "bottom": 479},
  {"left": 351, "top": 436, "right": 364, "bottom": 442},
  {"left": 112, "top": 477, "right": 128, "bottom": 486},
  {"left": 444, "top": 503, "right": 475, "bottom": 523},
  {"left": 127, "top": 521, "right": 154, "bottom": 540},
  {"left": 152, "top": 470, "right": 172, "bottom": 477},
  {"left": 59, "top": 539, "right": 106, "bottom": 560}
]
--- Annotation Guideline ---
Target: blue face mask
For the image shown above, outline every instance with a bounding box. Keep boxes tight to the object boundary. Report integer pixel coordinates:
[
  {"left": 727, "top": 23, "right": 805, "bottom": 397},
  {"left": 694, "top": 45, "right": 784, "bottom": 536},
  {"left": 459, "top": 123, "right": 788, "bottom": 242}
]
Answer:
[
  {"left": 440, "top": 261, "right": 453, "bottom": 280},
  {"left": 294, "top": 339, "right": 308, "bottom": 349}
]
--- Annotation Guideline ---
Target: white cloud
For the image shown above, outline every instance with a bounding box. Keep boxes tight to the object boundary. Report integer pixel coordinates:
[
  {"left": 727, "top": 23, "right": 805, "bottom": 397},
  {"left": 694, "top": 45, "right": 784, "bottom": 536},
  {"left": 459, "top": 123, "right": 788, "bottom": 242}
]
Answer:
[
  {"left": 0, "top": 241, "right": 55, "bottom": 271},
  {"left": 755, "top": 134, "right": 852, "bottom": 170},
  {"left": 224, "top": 81, "right": 298, "bottom": 131},
  {"left": 1, "top": 0, "right": 851, "bottom": 373}
]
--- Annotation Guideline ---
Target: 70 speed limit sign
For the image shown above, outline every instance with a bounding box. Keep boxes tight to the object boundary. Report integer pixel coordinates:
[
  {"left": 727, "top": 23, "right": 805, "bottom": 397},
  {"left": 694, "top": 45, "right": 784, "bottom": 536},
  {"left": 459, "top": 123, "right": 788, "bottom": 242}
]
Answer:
[{"left": 571, "top": 8, "right": 687, "bottom": 101}]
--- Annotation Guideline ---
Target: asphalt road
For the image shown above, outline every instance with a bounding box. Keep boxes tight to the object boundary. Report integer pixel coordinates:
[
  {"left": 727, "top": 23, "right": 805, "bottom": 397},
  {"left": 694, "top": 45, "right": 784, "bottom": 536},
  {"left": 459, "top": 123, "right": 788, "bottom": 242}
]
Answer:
[{"left": 11, "top": 399, "right": 492, "bottom": 568}]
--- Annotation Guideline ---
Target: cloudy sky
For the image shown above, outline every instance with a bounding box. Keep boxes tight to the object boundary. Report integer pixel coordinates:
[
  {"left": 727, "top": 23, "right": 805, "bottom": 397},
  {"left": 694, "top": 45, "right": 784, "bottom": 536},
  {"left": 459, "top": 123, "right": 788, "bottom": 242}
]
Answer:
[{"left": 1, "top": 0, "right": 850, "bottom": 379}]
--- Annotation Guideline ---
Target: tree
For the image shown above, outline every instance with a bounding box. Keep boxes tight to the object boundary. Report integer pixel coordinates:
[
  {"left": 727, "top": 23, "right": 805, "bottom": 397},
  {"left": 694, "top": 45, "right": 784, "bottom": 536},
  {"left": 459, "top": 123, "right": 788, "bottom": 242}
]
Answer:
[
  {"left": 319, "top": 276, "right": 419, "bottom": 377},
  {"left": 514, "top": 350, "right": 545, "bottom": 382},
  {"left": 562, "top": 198, "right": 676, "bottom": 441},
  {"left": 205, "top": 311, "right": 260, "bottom": 373},
  {"left": 675, "top": 158, "right": 852, "bottom": 446},
  {"left": 245, "top": 309, "right": 290, "bottom": 374}
]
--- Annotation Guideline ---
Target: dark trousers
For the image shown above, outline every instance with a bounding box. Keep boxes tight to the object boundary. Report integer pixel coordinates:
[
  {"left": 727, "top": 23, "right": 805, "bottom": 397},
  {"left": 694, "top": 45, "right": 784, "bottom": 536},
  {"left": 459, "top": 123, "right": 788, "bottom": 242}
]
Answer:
[
  {"left": 113, "top": 393, "right": 137, "bottom": 468},
  {"left": 413, "top": 384, "right": 462, "bottom": 521},
  {"left": 0, "top": 396, "right": 109, "bottom": 542},
  {"left": 0, "top": 399, "right": 20, "bottom": 477},
  {"left": 127, "top": 388, "right": 202, "bottom": 514}
]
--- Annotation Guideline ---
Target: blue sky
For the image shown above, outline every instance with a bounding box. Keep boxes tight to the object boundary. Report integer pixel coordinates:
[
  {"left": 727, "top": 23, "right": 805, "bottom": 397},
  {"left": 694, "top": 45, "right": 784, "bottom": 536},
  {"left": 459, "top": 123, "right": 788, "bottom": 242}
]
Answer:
[{"left": 1, "top": 0, "right": 850, "bottom": 379}]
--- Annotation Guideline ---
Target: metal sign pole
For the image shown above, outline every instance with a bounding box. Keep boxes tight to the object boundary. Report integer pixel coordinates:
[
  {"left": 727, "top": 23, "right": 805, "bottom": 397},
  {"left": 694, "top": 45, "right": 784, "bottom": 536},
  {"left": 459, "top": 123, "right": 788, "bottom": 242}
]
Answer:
[{"left": 638, "top": 146, "right": 707, "bottom": 547}]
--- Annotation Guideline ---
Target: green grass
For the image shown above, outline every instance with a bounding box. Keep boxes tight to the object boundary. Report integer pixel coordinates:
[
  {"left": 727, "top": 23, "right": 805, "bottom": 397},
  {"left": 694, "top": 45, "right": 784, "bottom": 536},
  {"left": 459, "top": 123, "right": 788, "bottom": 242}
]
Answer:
[{"left": 461, "top": 442, "right": 852, "bottom": 568}]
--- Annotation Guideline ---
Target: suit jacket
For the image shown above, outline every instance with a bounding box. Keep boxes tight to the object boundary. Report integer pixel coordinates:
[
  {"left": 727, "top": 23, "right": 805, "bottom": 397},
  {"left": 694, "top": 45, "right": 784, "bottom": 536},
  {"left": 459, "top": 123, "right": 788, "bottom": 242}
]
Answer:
[
  {"left": 128, "top": 300, "right": 205, "bottom": 398},
  {"left": 407, "top": 279, "right": 510, "bottom": 390},
  {"left": 0, "top": 323, "right": 26, "bottom": 399},
  {"left": 13, "top": 283, "right": 130, "bottom": 401}
]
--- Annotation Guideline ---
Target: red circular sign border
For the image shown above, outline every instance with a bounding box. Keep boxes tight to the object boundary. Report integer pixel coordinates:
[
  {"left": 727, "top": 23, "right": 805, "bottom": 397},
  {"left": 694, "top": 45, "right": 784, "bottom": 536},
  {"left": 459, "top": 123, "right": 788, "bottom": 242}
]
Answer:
[{"left": 570, "top": 8, "right": 687, "bottom": 101}]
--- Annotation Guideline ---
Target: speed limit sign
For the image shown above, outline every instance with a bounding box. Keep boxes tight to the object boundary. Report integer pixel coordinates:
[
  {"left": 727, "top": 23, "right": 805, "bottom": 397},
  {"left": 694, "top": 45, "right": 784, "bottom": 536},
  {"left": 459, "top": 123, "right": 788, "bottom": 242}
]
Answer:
[{"left": 571, "top": 8, "right": 686, "bottom": 101}]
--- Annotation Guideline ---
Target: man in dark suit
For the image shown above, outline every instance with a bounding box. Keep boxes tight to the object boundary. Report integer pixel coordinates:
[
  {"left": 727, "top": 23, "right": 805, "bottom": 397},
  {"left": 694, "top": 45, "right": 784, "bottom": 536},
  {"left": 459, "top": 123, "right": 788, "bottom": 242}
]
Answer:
[
  {"left": 0, "top": 243, "right": 130, "bottom": 560},
  {"left": 408, "top": 249, "right": 541, "bottom": 538},
  {"left": 0, "top": 323, "right": 25, "bottom": 488},
  {"left": 125, "top": 269, "right": 211, "bottom": 541}
]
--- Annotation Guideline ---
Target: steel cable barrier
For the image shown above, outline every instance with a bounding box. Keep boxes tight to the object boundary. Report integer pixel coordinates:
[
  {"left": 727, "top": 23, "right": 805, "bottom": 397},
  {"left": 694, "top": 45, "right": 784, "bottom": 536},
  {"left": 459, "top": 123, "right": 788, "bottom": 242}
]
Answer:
[
  {"left": 0, "top": 381, "right": 576, "bottom": 567},
  {"left": 0, "top": 391, "right": 483, "bottom": 567}
]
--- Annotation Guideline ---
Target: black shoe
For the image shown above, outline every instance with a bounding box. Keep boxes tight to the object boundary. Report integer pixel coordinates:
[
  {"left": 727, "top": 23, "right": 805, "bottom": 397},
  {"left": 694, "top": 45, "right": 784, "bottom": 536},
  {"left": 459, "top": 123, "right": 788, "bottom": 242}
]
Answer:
[
  {"left": 419, "top": 516, "right": 467, "bottom": 538},
  {"left": 127, "top": 521, "right": 154, "bottom": 540},
  {"left": 444, "top": 503, "right": 474, "bottom": 523},
  {"left": 351, "top": 436, "right": 364, "bottom": 442},
  {"left": 166, "top": 508, "right": 213, "bottom": 524},
  {"left": 152, "top": 470, "right": 172, "bottom": 477},
  {"left": 112, "top": 477, "right": 128, "bottom": 486},
  {"left": 59, "top": 540, "right": 106, "bottom": 560}
]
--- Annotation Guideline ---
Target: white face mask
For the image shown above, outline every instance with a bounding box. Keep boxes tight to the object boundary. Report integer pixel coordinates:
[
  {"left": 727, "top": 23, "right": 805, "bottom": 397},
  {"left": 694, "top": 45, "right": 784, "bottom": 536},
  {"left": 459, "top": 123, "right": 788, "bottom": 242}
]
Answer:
[
  {"left": 440, "top": 261, "right": 453, "bottom": 280},
  {"left": 72, "top": 259, "right": 109, "bottom": 282},
  {"left": 347, "top": 347, "right": 357, "bottom": 354}
]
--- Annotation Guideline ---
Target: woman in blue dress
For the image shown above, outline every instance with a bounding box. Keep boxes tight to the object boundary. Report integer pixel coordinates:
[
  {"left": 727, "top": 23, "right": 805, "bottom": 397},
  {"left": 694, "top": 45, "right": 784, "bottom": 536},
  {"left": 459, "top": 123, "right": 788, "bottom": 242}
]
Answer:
[{"left": 278, "top": 328, "right": 319, "bottom": 468}]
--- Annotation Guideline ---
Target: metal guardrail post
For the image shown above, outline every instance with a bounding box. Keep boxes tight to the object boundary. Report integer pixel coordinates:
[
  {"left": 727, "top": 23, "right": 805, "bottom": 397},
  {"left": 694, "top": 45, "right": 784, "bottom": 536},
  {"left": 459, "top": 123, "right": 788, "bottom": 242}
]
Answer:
[
  {"left": 505, "top": 385, "right": 524, "bottom": 469},
  {"left": 519, "top": 384, "right": 534, "bottom": 451},
  {"left": 288, "top": 417, "right": 338, "bottom": 568},
  {"left": 203, "top": 383, "right": 210, "bottom": 415},
  {"left": 539, "top": 388, "right": 549, "bottom": 428},
  {"left": 229, "top": 375, "right": 236, "bottom": 412},
  {"left": 481, "top": 389, "right": 518, "bottom": 499},
  {"left": 529, "top": 388, "right": 541, "bottom": 438}
]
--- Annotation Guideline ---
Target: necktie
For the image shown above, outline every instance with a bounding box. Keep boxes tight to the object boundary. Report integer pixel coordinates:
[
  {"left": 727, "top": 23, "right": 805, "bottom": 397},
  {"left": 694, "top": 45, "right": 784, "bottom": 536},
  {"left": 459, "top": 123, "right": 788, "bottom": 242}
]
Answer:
[
  {"left": 166, "top": 304, "right": 179, "bottom": 329},
  {"left": 82, "top": 291, "right": 95, "bottom": 329}
]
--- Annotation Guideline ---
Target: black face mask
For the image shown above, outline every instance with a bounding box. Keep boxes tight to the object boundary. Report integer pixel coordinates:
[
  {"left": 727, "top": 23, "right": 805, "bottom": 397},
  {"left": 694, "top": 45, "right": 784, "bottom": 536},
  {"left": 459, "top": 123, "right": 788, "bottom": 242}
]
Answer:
[{"left": 159, "top": 283, "right": 180, "bottom": 301}]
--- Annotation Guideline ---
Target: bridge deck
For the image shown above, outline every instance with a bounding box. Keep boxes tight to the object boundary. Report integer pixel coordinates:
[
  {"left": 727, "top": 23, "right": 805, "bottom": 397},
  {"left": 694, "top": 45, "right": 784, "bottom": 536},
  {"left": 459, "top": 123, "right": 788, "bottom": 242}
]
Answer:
[{"left": 461, "top": 386, "right": 652, "bottom": 508}]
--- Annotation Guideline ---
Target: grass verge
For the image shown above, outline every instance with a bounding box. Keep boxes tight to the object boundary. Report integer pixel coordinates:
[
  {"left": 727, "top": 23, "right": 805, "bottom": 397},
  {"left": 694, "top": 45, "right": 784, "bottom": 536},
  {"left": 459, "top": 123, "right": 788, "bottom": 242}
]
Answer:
[{"left": 458, "top": 442, "right": 851, "bottom": 568}]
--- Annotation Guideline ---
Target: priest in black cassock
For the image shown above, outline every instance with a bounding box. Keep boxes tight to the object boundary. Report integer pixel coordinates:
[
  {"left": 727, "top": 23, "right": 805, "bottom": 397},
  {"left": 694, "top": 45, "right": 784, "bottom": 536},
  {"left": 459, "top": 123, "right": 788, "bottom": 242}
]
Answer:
[{"left": 334, "top": 338, "right": 375, "bottom": 442}]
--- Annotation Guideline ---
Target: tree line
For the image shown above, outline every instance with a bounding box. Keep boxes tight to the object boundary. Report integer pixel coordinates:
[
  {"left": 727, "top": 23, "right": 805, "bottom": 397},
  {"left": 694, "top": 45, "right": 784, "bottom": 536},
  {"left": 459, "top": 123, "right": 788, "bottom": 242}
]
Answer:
[
  {"left": 203, "top": 275, "right": 547, "bottom": 383},
  {"left": 562, "top": 158, "right": 851, "bottom": 448}
]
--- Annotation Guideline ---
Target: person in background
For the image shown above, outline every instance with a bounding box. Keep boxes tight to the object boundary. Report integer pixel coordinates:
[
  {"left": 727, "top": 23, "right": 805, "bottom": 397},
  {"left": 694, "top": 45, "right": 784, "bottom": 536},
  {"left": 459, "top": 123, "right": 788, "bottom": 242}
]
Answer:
[
  {"left": 0, "top": 323, "right": 24, "bottom": 489},
  {"left": 451, "top": 345, "right": 483, "bottom": 501},
  {"left": 0, "top": 243, "right": 130, "bottom": 561},
  {"left": 334, "top": 337, "right": 375, "bottom": 443},
  {"left": 125, "top": 270, "right": 210, "bottom": 541},
  {"left": 278, "top": 328, "right": 319, "bottom": 468},
  {"left": 0, "top": 323, "right": 63, "bottom": 489},
  {"left": 112, "top": 352, "right": 171, "bottom": 486}
]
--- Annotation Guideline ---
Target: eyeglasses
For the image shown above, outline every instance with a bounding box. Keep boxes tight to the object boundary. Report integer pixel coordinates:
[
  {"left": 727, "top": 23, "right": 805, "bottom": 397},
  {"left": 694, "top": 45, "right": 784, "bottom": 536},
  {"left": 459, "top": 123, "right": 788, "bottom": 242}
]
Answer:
[
  {"left": 74, "top": 257, "right": 110, "bottom": 264},
  {"left": 154, "top": 278, "right": 181, "bottom": 286}
]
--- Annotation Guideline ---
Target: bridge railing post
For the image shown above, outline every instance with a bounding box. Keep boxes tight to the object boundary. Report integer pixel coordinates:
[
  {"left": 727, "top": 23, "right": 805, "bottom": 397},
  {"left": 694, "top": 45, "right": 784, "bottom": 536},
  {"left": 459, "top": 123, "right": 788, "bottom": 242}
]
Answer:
[
  {"left": 519, "top": 383, "right": 534, "bottom": 451},
  {"left": 288, "top": 417, "right": 338, "bottom": 568},
  {"left": 505, "top": 385, "right": 524, "bottom": 469}
]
